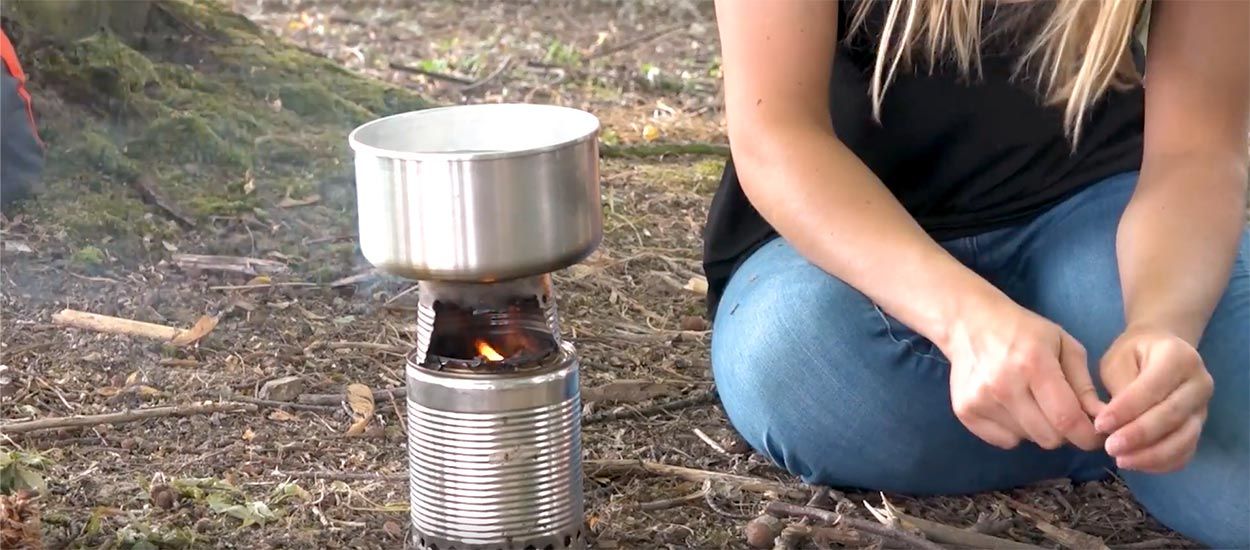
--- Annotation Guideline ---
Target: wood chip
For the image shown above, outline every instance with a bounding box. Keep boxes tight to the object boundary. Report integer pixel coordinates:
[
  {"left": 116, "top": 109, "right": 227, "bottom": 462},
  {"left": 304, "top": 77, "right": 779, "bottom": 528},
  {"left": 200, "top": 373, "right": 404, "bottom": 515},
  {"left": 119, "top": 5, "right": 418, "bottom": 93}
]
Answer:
[
  {"left": 169, "top": 315, "right": 219, "bottom": 346},
  {"left": 172, "top": 254, "right": 290, "bottom": 276},
  {"left": 344, "top": 383, "right": 374, "bottom": 436}
]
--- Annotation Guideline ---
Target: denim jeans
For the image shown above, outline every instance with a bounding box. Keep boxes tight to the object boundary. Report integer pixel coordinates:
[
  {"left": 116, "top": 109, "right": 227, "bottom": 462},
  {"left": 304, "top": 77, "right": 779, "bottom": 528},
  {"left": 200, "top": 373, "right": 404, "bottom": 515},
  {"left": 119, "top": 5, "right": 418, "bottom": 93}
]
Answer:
[{"left": 710, "top": 172, "right": 1249, "bottom": 549}]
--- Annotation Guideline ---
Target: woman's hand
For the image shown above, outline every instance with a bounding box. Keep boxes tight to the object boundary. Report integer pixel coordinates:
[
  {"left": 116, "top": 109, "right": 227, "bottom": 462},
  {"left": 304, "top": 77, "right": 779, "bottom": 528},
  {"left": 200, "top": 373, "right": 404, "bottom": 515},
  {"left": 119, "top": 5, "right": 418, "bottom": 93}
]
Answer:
[
  {"left": 1092, "top": 327, "right": 1213, "bottom": 473},
  {"left": 943, "top": 294, "right": 1106, "bottom": 452}
]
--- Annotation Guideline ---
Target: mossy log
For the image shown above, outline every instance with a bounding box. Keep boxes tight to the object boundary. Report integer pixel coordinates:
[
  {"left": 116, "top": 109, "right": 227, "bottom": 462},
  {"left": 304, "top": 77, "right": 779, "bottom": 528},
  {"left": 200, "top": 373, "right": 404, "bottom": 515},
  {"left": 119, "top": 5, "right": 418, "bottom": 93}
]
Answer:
[{"left": 0, "top": 0, "right": 431, "bottom": 255}]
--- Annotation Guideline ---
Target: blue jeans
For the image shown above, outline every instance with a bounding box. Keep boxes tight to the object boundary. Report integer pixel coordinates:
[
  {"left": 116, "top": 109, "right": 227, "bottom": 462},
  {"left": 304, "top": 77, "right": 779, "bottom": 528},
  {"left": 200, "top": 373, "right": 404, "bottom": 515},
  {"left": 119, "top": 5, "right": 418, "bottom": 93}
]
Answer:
[{"left": 711, "top": 172, "right": 1249, "bottom": 549}]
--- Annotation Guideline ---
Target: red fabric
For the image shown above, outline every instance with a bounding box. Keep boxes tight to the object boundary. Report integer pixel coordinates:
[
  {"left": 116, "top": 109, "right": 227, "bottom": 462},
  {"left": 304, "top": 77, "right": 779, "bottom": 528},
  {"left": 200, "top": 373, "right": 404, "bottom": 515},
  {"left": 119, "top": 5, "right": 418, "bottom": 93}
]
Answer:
[{"left": 1, "top": 29, "right": 42, "bottom": 146}]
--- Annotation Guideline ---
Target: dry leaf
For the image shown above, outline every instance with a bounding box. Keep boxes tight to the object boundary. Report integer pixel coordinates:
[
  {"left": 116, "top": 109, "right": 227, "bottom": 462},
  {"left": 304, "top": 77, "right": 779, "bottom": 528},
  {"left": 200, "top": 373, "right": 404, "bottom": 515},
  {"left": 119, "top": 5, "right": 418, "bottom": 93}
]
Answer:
[
  {"left": 583, "top": 380, "right": 684, "bottom": 404},
  {"left": 641, "top": 124, "right": 661, "bottom": 142},
  {"left": 125, "top": 371, "right": 139, "bottom": 385},
  {"left": 278, "top": 194, "right": 321, "bottom": 208},
  {"left": 135, "top": 385, "right": 162, "bottom": 398},
  {"left": 170, "top": 315, "right": 219, "bottom": 346},
  {"left": 241, "top": 427, "right": 256, "bottom": 441},
  {"left": 246, "top": 275, "right": 271, "bottom": 286},
  {"left": 683, "top": 276, "right": 708, "bottom": 296},
  {"left": 344, "top": 383, "right": 375, "bottom": 435},
  {"left": 268, "top": 410, "right": 298, "bottom": 422},
  {"left": 96, "top": 387, "right": 121, "bottom": 397},
  {"left": 243, "top": 170, "right": 256, "bottom": 195}
]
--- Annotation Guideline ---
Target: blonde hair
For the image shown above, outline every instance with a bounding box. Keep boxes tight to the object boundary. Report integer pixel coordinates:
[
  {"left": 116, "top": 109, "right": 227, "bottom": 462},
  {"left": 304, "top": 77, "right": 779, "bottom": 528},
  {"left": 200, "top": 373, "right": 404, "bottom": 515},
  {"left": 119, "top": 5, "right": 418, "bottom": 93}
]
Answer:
[{"left": 848, "top": 0, "right": 1146, "bottom": 144}]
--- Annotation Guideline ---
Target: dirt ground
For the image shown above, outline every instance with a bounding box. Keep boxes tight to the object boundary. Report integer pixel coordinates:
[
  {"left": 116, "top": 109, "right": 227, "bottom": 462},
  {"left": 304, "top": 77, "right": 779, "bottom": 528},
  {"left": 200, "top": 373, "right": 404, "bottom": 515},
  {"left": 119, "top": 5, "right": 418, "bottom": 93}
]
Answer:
[{"left": 1, "top": 1, "right": 1199, "bottom": 549}]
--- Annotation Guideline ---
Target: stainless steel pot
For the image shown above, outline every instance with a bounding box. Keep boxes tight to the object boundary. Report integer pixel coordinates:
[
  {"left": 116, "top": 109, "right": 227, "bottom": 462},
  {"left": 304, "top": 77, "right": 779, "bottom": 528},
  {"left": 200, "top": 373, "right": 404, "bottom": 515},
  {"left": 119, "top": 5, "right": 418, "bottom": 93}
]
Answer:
[{"left": 349, "top": 103, "right": 603, "bottom": 282}]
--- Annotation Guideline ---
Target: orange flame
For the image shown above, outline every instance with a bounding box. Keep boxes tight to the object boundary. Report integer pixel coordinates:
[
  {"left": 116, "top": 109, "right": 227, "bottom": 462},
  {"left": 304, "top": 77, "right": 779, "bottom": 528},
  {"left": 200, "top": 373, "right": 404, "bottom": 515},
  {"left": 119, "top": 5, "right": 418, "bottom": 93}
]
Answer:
[{"left": 476, "top": 340, "right": 504, "bottom": 362}]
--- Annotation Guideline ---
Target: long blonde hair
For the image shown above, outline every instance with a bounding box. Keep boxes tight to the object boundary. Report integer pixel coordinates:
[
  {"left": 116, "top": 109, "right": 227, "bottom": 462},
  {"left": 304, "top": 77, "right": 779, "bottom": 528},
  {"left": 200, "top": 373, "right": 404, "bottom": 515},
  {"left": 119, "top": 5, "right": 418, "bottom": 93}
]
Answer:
[{"left": 848, "top": 0, "right": 1146, "bottom": 144}]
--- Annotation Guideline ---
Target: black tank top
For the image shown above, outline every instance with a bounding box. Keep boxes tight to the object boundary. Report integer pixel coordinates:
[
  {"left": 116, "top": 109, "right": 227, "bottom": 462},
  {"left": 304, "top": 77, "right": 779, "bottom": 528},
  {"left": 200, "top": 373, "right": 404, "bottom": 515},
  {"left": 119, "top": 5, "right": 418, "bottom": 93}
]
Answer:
[{"left": 702, "top": 0, "right": 1146, "bottom": 317}]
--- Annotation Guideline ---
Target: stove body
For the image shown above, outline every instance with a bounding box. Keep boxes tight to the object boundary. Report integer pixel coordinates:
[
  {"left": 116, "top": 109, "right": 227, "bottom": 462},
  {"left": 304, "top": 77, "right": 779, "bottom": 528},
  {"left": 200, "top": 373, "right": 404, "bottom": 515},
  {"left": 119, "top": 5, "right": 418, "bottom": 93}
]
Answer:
[
  {"left": 348, "top": 104, "right": 602, "bottom": 550},
  {"left": 407, "top": 277, "right": 585, "bottom": 550}
]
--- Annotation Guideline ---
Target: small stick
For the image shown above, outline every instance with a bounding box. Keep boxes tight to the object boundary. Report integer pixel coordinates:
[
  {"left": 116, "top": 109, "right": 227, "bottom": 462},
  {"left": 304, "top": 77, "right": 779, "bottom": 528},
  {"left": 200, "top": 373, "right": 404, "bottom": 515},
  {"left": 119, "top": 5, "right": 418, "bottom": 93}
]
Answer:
[
  {"left": 388, "top": 61, "right": 475, "bottom": 84},
  {"left": 172, "top": 254, "right": 289, "bottom": 276},
  {"left": 208, "top": 282, "right": 318, "bottom": 291},
  {"left": 693, "top": 428, "right": 728, "bottom": 454},
  {"left": 460, "top": 55, "right": 513, "bottom": 92},
  {"left": 131, "top": 174, "right": 196, "bottom": 229},
  {"left": 297, "top": 386, "right": 405, "bottom": 406},
  {"left": 275, "top": 470, "right": 406, "bottom": 482},
  {"left": 898, "top": 510, "right": 1045, "bottom": 550},
  {"left": 583, "top": 388, "right": 718, "bottom": 425},
  {"left": 322, "top": 341, "right": 409, "bottom": 355},
  {"left": 765, "top": 501, "right": 945, "bottom": 550},
  {"left": 0, "top": 402, "right": 257, "bottom": 435},
  {"left": 229, "top": 395, "right": 340, "bottom": 413},
  {"left": 585, "top": 459, "right": 806, "bottom": 499},
  {"left": 52, "top": 309, "right": 182, "bottom": 341},
  {"left": 636, "top": 482, "right": 709, "bottom": 512},
  {"left": 587, "top": 24, "right": 683, "bottom": 60}
]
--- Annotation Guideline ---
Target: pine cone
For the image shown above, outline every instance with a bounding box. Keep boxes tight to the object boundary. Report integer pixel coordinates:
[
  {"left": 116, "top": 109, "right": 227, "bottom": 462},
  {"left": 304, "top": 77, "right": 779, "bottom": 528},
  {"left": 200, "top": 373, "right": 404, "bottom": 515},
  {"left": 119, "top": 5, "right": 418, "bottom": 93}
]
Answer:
[{"left": 0, "top": 490, "right": 42, "bottom": 550}]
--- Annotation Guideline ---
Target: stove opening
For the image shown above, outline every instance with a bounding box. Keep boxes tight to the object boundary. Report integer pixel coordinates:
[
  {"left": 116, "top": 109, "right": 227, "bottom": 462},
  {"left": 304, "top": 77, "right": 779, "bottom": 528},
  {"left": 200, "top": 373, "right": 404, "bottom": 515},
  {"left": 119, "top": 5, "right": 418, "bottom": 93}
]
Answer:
[{"left": 419, "top": 293, "right": 559, "bottom": 373}]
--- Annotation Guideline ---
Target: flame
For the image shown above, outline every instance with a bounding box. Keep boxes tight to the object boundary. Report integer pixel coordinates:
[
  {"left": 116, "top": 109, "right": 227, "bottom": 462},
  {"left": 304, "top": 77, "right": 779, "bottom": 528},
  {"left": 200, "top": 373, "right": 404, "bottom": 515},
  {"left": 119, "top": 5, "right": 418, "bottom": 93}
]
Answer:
[{"left": 476, "top": 340, "right": 504, "bottom": 362}]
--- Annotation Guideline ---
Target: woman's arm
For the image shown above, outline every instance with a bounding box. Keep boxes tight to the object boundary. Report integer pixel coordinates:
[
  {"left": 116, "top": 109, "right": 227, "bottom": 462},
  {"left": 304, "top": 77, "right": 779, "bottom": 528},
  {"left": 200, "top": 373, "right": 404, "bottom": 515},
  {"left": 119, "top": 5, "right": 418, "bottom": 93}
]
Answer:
[
  {"left": 714, "top": 0, "right": 1103, "bottom": 452},
  {"left": 714, "top": 0, "right": 989, "bottom": 346},
  {"left": 1093, "top": 0, "right": 1248, "bottom": 473},
  {"left": 1118, "top": 0, "right": 1249, "bottom": 345}
]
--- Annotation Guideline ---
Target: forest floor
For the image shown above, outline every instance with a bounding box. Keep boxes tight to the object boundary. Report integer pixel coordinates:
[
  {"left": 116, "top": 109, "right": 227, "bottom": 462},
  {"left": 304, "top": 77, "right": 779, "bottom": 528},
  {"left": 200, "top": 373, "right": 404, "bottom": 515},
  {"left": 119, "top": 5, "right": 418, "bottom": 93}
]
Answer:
[{"left": 1, "top": 1, "right": 1197, "bottom": 549}]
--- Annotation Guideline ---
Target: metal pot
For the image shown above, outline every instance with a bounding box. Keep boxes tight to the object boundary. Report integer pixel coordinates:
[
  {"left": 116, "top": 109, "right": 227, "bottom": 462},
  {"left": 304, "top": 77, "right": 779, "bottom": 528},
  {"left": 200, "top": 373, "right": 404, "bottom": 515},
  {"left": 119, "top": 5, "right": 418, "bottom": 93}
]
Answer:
[{"left": 348, "top": 103, "right": 603, "bottom": 282}]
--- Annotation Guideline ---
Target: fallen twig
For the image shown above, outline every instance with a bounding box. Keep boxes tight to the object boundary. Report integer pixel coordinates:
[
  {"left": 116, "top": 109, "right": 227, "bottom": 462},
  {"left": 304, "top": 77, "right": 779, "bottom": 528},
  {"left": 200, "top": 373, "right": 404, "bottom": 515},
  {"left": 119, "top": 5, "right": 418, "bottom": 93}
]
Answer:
[
  {"left": 0, "top": 402, "right": 256, "bottom": 435},
  {"left": 388, "top": 61, "right": 474, "bottom": 84},
  {"left": 131, "top": 174, "right": 196, "bottom": 229},
  {"left": 328, "top": 270, "right": 377, "bottom": 287},
  {"left": 313, "top": 341, "right": 409, "bottom": 356},
  {"left": 229, "top": 395, "right": 340, "bottom": 413},
  {"left": 52, "top": 309, "right": 216, "bottom": 346},
  {"left": 461, "top": 55, "right": 513, "bottom": 92},
  {"left": 637, "top": 480, "right": 710, "bottom": 512},
  {"left": 587, "top": 24, "right": 684, "bottom": 60},
  {"left": 274, "top": 470, "right": 405, "bottom": 482},
  {"left": 297, "top": 386, "right": 405, "bottom": 406},
  {"left": 207, "top": 282, "right": 319, "bottom": 291},
  {"left": 870, "top": 497, "right": 1046, "bottom": 550},
  {"left": 172, "top": 254, "right": 290, "bottom": 276},
  {"left": 693, "top": 428, "right": 728, "bottom": 454},
  {"left": 585, "top": 459, "right": 806, "bottom": 499},
  {"left": 600, "top": 142, "right": 729, "bottom": 158},
  {"left": 765, "top": 501, "right": 945, "bottom": 550},
  {"left": 583, "top": 387, "right": 718, "bottom": 425}
]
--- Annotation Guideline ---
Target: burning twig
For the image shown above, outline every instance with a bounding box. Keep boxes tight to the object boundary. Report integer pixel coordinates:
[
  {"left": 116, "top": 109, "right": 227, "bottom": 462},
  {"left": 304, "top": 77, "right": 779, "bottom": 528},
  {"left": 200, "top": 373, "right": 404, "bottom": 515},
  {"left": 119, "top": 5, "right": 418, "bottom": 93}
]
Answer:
[
  {"left": 172, "top": 254, "right": 290, "bottom": 276},
  {"left": 764, "top": 501, "right": 945, "bottom": 550},
  {"left": 51, "top": 309, "right": 217, "bottom": 346},
  {"left": 0, "top": 402, "right": 256, "bottom": 435},
  {"left": 585, "top": 459, "right": 806, "bottom": 499}
]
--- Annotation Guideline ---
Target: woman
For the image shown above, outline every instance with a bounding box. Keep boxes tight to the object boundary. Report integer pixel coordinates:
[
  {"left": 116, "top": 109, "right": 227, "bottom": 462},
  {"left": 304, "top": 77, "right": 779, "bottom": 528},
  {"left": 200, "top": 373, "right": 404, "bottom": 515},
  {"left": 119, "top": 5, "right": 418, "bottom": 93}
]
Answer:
[{"left": 703, "top": 1, "right": 1247, "bottom": 547}]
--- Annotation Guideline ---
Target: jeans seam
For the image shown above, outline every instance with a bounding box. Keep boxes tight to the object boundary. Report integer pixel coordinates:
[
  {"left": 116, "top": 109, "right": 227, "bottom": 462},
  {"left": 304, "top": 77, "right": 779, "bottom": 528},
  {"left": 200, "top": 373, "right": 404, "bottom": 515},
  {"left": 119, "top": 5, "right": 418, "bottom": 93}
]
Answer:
[{"left": 872, "top": 305, "right": 950, "bottom": 364}]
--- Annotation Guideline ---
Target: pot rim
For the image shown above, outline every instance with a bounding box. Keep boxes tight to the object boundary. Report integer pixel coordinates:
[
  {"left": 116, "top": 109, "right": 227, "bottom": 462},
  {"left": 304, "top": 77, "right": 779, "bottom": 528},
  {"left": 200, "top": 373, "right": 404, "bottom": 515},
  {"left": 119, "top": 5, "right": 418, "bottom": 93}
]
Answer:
[{"left": 348, "top": 103, "right": 601, "bottom": 162}]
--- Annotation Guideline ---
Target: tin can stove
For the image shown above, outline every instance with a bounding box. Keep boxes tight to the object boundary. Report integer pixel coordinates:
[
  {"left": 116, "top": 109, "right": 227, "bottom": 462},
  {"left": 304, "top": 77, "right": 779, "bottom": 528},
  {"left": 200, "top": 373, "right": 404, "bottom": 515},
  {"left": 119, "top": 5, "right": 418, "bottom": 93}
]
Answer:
[{"left": 348, "top": 104, "right": 603, "bottom": 550}]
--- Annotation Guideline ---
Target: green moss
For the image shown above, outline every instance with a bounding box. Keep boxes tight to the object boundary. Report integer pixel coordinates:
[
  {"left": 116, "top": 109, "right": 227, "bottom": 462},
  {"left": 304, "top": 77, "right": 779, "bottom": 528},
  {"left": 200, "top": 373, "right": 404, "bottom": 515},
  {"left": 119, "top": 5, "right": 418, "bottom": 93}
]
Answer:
[
  {"left": 72, "top": 130, "right": 140, "bottom": 179},
  {"left": 278, "top": 82, "right": 373, "bottom": 126},
  {"left": 72, "top": 246, "right": 106, "bottom": 266},
  {"left": 187, "top": 195, "right": 256, "bottom": 217},
  {"left": 131, "top": 113, "right": 249, "bottom": 167},
  {"left": 37, "top": 31, "right": 159, "bottom": 106}
]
